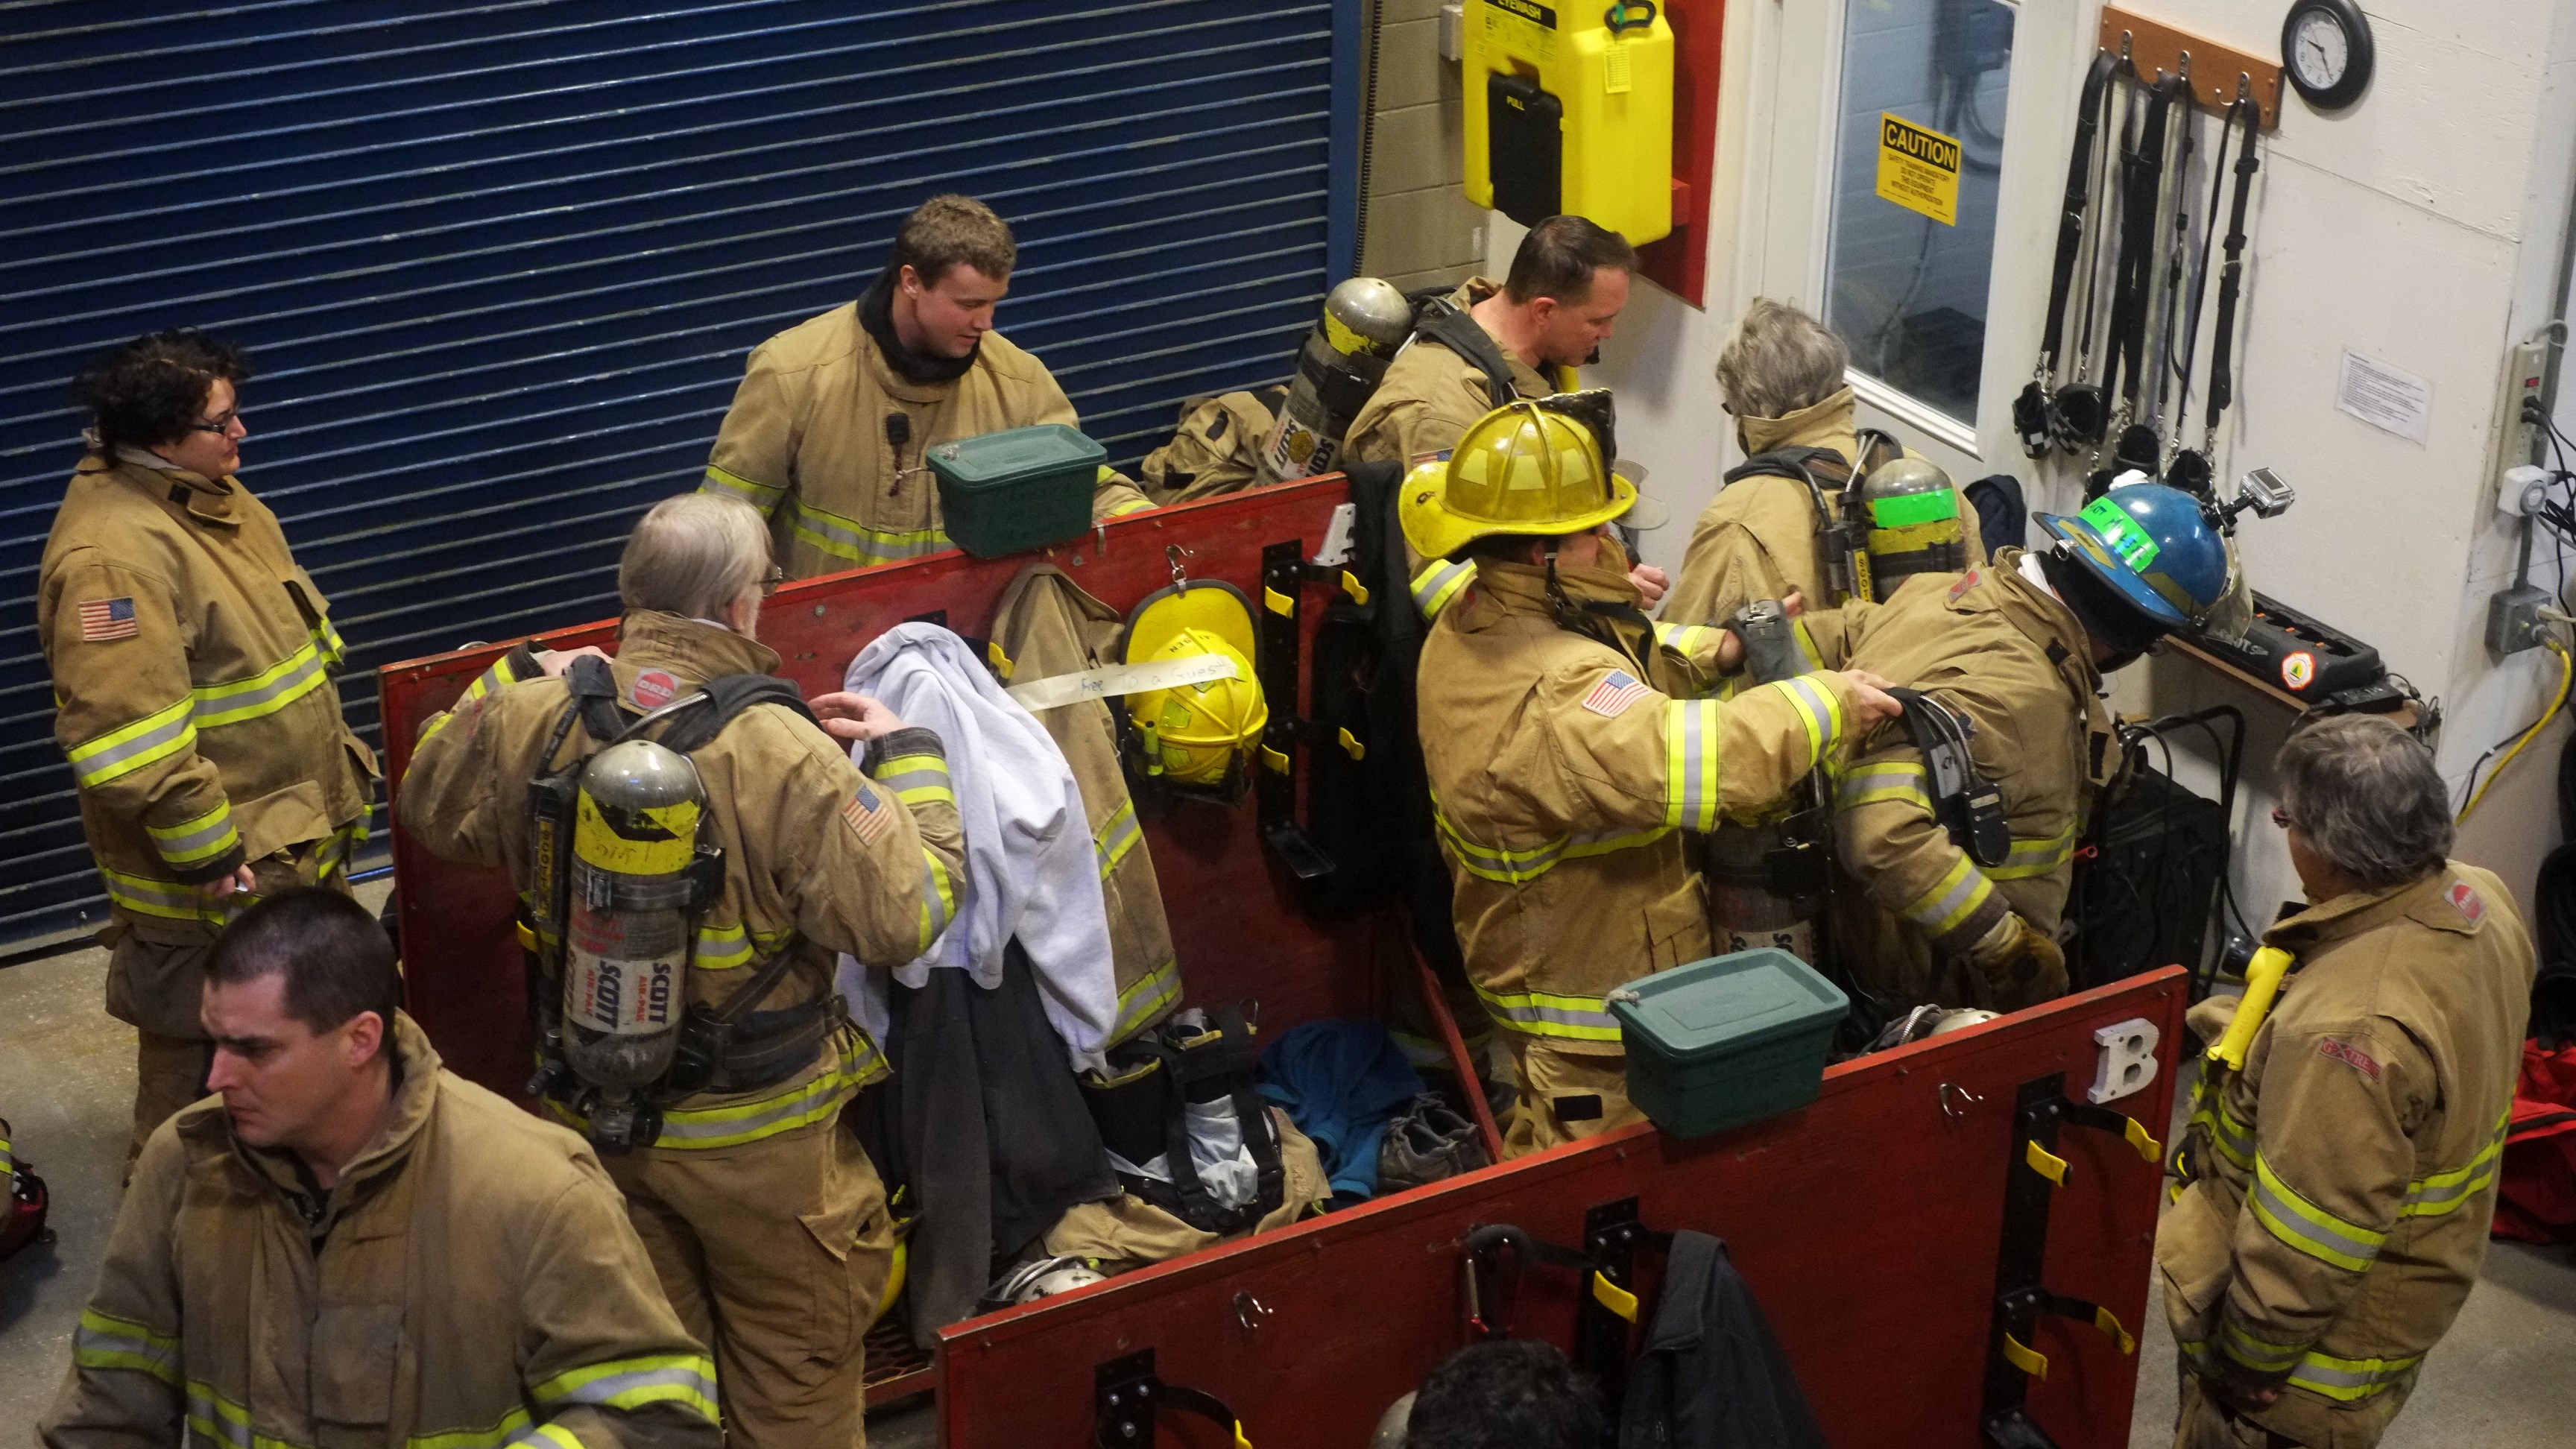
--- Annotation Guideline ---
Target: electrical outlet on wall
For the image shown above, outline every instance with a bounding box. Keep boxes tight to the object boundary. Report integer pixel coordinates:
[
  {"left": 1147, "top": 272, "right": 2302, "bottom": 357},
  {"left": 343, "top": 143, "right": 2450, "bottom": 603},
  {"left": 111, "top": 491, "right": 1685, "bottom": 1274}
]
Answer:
[
  {"left": 2493, "top": 335, "right": 2552, "bottom": 493},
  {"left": 2487, "top": 583, "right": 2550, "bottom": 656}
]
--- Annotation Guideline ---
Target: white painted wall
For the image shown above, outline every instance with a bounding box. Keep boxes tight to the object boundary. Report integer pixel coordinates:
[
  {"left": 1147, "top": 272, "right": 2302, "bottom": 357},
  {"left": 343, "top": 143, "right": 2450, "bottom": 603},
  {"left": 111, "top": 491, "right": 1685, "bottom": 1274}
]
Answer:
[{"left": 1497, "top": 0, "right": 2576, "bottom": 935}]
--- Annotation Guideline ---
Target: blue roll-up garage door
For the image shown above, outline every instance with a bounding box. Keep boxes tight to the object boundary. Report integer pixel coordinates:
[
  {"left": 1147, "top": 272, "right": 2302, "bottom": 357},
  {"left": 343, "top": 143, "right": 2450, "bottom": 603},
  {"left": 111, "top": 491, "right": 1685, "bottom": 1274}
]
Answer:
[{"left": 0, "top": 1, "right": 1351, "bottom": 948}]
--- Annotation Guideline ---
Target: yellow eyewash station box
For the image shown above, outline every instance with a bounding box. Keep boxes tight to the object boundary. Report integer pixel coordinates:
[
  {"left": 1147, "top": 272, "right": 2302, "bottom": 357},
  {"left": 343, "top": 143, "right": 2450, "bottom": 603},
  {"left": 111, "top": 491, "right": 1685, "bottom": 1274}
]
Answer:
[{"left": 1462, "top": 0, "right": 1676, "bottom": 245}]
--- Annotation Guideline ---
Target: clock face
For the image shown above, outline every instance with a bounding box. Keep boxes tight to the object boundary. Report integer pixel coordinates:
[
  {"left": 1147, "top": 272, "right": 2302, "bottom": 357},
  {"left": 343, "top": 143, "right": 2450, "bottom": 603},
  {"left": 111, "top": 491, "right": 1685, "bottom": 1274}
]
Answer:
[{"left": 2292, "top": 10, "right": 2350, "bottom": 89}]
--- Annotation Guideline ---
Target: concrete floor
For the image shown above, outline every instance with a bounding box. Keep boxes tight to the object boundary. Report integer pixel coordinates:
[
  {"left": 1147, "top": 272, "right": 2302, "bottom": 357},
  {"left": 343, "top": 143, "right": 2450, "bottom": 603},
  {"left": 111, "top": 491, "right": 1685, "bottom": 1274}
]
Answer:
[{"left": 4, "top": 924, "right": 2569, "bottom": 1445}]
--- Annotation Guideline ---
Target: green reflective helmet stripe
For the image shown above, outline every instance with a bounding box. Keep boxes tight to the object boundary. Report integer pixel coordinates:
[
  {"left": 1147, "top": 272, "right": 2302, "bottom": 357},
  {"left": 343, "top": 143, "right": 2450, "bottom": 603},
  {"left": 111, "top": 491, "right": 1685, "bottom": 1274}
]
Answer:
[
  {"left": 1869, "top": 490, "right": 1960, "bottom": 528},
  {"left": 2077, "top": 495, "right": 2160, "bottom": 571}
]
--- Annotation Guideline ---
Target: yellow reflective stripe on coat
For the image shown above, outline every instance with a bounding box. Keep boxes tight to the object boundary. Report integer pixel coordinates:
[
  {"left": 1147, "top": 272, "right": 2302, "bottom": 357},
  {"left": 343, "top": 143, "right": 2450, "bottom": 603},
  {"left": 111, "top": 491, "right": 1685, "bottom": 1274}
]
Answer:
[
  {"left": 784, "top": 495, "right": 947, "bottom": 565},
  {"left": 407, "top": 1405, "right": 535, "bottom": 1449},
  {"left": 1663, "top": 698, "right": 1722, "bottom": 832},
  {"left": 1900, "top": 854, "right": 1998, "bottom": 938},
  {"left": 1475, "top": 980, "right": 1622, "bottom": 1041},
  {"left": 874, "top": 752, "right": 956, "bottom": 810},
  {"left": 2189, "top": 1091, "right": 2256, "bottom": 1173},
  {"left": 1095, "top": 798, "right": 1144, "bottom": 880},
  {"left": 2215, "top": 1316, "right": 2307, "bottom": 1375},
  {"left": 1111, "top": 959, "right": 1183, "bottom": 1041},
  {"left": 73, "top": 1307, "right": 180, "bottom": 1386},
  {"left": 918, "top": 847, "right": 958, "bottom": 953},
  {"left": 187, "top": 1377, "right": 306, "bottom": 1449},
  {"left": 531, "top": 1351, "right": 720, "bottom": 1421},
  {"left": 1411, "top": 559, "right": 1476, "bottom": 619},
  {"left": 65, "top": 695, "right": 196, "bottom": 788},
  {"left": 2401, "top": 1111, "right": 2511, "bottom": 1217},
  {"left": 1432, "top": 797, "right": 1668, "bottom": 886},
  {"left": 456, "top": 651, "right": 538, "bottom": 710},
  {"left": 1764, "top": 674, "right": 1843, "bottom": 767},
  {"left": 1433, "top": 798, "right": 1565, "bottom": 884},
  {"left": 309, "top": 613, "right": 347, "bottom": 670},
  {"left": 1653, "top": 622, "right": 1721, "bottom": 658},
  {"left": 1990, "top": 819, "right": 2080, "bottom": 880},
  {"left": 701, "top": 465, "right": 786, "bottom": 514},
  {"left": 315, "top": 817, "right": 370, "bottom": 881},
  {"left": 147, "top": 801, "right": 239, "bottom": 867},
  {"left": 2250, "top": 1152, "right": 2387, "bottom": 1272},
  {"left": 193, "top": 640, "right": 329, "bottom": 727},
  {"left": 1839, "top": 760, "right": 1930, "bottom": 811},
  {"left": 97, "top": 864, "right": 222, "bottom": 924},
  {"left": 691, "top": 919, "right": 760, "bottom": 971},
  {"left": 2282, "top": 1347, "right": 2423, "bottom": 1402},
  {"left": 546, "top": 1032, "right": 886, "bottom": 1151}
]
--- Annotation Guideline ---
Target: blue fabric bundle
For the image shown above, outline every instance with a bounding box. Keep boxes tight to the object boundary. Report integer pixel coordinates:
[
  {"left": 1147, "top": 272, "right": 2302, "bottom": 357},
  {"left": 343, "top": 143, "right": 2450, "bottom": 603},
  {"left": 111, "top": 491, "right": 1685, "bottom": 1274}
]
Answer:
[{"left": 1257, "top": 1020, "right": 1424, "bottom": 1202}]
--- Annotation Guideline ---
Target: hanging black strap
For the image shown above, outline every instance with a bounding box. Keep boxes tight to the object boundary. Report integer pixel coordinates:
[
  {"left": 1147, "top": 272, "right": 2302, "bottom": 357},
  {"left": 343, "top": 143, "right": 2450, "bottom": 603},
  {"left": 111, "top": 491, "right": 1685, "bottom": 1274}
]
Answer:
[
  {"left": 2037, "top": 53, "right": 2121, "bottom": 376},
  {"left": 1413, "top": 293, "right": 1524, "bottom": 406},
  {"left": 2099, "top": 74, "right": 2178, "bottom": 425},
  {"left": 2201, "top": 92, "right": 2264, "bottom": 450}
]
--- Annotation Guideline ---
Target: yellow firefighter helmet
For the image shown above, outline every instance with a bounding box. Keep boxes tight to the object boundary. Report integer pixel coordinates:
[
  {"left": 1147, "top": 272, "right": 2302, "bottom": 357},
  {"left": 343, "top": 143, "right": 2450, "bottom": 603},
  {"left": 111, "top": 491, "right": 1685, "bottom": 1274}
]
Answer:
[
  {"left": 1398, "top": 400, "right": 1641, "bottom": 560},
  {"left": 1120, "top": 581, "right": 1269, "bottom": 790}
]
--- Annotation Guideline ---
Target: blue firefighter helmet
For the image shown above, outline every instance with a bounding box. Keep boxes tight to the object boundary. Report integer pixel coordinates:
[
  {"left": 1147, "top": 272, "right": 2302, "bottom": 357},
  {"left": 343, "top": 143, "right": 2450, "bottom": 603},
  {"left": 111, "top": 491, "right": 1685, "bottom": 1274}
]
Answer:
[{"left": 2035, "top": 482, "right": 2229, "bottom": 631}]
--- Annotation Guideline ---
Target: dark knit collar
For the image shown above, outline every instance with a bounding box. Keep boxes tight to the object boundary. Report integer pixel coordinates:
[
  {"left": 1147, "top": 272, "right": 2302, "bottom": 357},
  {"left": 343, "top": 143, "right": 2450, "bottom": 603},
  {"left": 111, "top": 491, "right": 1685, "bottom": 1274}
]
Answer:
[{"left": 858, "top": 265, "right": 979, "bottom": 385}]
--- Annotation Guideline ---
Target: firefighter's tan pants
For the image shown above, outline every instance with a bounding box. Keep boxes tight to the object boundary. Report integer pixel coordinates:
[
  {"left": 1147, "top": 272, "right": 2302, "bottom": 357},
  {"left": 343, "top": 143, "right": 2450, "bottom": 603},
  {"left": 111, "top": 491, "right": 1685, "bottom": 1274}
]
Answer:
[
  {"left": 1500, "top": 1035, "right": 1645, "bottom": 1159},
  {"left": 608, "top": 1116, "right": 896, "bottom": 1448}
]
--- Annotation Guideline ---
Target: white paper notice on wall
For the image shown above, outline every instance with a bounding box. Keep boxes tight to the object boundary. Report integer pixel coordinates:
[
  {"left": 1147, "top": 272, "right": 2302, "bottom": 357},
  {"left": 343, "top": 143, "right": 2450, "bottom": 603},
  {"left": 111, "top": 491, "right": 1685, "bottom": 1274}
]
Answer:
[{"left": 2337, "top": 350, "right": 2434, "bottom": 446}]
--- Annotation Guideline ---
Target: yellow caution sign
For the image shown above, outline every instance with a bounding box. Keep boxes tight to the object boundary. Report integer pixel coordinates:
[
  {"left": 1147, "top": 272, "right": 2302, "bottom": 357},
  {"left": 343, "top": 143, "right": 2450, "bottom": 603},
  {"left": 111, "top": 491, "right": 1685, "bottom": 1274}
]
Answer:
[{"left": 1877, "top": 112, "right": 1962, "bottom": 226}]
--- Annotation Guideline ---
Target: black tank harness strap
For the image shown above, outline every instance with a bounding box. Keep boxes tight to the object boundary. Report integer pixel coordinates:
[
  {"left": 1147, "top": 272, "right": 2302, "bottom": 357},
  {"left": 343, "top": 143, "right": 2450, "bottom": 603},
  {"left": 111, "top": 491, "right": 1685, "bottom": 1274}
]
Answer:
[{"left": 2018, "top": 49, "right": 2123, "bottom": 457}]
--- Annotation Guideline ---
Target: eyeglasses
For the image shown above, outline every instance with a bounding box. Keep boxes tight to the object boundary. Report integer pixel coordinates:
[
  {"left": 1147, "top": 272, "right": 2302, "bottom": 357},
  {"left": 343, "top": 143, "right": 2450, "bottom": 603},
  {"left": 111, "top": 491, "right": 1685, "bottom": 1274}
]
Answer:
[
  {"left": 2271, "top": 806, "right": 2295, "bottom": 830},
  {"left": 186, "top": 408, "right": 240, "bottom": 436},
  {"left": 760, "top": 565, "right": 785, "bottom": 596}
]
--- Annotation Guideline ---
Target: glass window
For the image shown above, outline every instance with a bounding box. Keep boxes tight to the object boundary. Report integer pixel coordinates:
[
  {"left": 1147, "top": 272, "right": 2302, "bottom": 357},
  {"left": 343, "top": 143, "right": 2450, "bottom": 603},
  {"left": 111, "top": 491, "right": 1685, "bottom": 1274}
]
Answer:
[{"left": 1825, "top": 0, "right": 2016, "bottom": 427}]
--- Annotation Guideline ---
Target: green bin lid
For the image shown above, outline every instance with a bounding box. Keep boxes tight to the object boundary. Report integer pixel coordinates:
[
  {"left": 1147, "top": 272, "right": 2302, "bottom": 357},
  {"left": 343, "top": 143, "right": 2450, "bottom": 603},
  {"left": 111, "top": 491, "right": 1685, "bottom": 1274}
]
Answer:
[
  {"left": 927, "top": 423, "right": 1105, "bottom": 489},
  {"left": 1607, "top": 948, "right": 1848, "bottom": 1061}
]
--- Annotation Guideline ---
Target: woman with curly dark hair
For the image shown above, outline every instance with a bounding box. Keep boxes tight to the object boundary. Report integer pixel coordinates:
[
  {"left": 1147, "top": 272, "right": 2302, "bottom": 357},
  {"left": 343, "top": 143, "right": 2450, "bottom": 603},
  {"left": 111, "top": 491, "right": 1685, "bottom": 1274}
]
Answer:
[{"left": 38, "top": 329, "right": 378, "bottom": 1163}]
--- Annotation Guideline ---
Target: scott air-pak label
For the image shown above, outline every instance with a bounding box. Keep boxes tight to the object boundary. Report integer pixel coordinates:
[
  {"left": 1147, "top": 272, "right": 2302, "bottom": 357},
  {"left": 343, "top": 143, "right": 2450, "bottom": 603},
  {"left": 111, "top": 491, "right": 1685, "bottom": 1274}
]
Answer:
[{"left": 566, "top": 906, "right": 684, "bottom": 1036}]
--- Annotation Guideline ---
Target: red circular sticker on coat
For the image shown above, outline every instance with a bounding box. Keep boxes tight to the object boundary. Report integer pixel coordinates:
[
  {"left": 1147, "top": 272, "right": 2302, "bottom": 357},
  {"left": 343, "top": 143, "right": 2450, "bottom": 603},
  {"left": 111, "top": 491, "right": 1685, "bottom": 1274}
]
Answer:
[
  {"left": 631, "top": 670, "right": 679, "bottom": 709},
  {"left": 2280, "top": 651, "right": 2317, "bottom": 691},
  {"left": 2448, "top": 882, "right": 2485, "bottom": 923}
]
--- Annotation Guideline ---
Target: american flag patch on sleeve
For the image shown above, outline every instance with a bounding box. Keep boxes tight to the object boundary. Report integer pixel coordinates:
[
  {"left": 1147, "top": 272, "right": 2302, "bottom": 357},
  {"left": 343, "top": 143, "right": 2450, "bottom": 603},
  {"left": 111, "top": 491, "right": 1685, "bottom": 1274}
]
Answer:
[
  {"left": 842, "top": 783, "right": 893, "bottom": 844},
  {"left": 78, "top": 597, "right": 138, "bottom": 642},
  {"left": 1580, "top": 669, "right": 1651, "bottom": 719}
]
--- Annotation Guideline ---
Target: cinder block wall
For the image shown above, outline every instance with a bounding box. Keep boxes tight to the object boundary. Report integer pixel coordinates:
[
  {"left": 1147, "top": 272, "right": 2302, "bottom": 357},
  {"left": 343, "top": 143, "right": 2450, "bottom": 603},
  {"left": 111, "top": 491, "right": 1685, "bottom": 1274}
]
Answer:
[{"left": 1358, "top": 0, "right": 1485, "bottom": 292}]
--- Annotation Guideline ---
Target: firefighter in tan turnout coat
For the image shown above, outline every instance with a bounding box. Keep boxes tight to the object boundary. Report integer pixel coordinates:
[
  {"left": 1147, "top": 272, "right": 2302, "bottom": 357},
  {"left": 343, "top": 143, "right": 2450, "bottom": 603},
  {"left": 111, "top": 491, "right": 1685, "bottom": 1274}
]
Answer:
[
  {"left": 1405, "top": 402, "right": 1900, "bottom": 1156},
  {"left": 39, "top": 330, "right": 376, "bottom": 1161},
  {"left": 703, "top": 193, "right": 1149, "bottom": 578},
  {"left": 2162, "top": 717, "right": 2534, "bottom": 1449},
  {"left": 400, "top": 493, "right": 965, "bottom": 1446}
]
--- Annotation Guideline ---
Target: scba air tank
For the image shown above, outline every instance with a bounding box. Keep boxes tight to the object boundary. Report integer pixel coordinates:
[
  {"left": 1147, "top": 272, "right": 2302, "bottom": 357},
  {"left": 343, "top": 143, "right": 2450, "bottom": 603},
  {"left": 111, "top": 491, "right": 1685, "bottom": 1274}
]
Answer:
[
  {"left": 1257, "top": 277, "right": 1415, "bottom": 484},
  {"left": 561, "top": 739, "right": 704, "bottom": 1113}
]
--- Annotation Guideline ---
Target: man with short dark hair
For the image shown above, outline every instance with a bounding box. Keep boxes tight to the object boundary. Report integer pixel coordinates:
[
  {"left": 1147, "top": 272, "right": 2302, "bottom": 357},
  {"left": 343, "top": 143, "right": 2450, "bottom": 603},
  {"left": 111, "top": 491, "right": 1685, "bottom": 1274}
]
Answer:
[
  {"left": 2159, "top": 716, "right": 2534, "bottom": 1449},
  {"left": 1344, "top": 215, "right": 1639, "bottom": 484},
  {"left": 703, "top": 192, "right": 1149, "bottom": 578},
  {"left": 41, "top": 888, "right": 718, "bottom": 1449},
  {"left": 1402, "top": 1340, "right": 1603, "bottom": 1449},
  {"left": 40, "top": 329, "right": 378, "bottom": 1162}
]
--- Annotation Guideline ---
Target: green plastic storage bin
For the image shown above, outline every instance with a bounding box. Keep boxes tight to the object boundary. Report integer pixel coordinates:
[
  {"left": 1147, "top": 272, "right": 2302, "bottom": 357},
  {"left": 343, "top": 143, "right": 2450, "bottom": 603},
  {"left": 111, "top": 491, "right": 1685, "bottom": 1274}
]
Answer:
[
  {"left": 1609, "top": 948, "right": 1848, "bottom": 1138},
  {"left": 928, "top": 423, "right": 1105, "bottom": 558}
]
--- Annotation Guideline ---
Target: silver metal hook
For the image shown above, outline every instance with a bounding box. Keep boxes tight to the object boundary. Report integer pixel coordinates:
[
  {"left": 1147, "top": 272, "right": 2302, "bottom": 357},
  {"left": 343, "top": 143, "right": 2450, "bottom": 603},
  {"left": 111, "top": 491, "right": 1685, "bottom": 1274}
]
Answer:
[
  {"left": 1167, "top": 543, "right": 1195, "bottom": 590},
  {"left": 1939, "top": 1082, "right": 1984, "bottom": 1123},
  {"left": 1234, "top": 1291, "right": 1273, "bottom": 1331}
]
